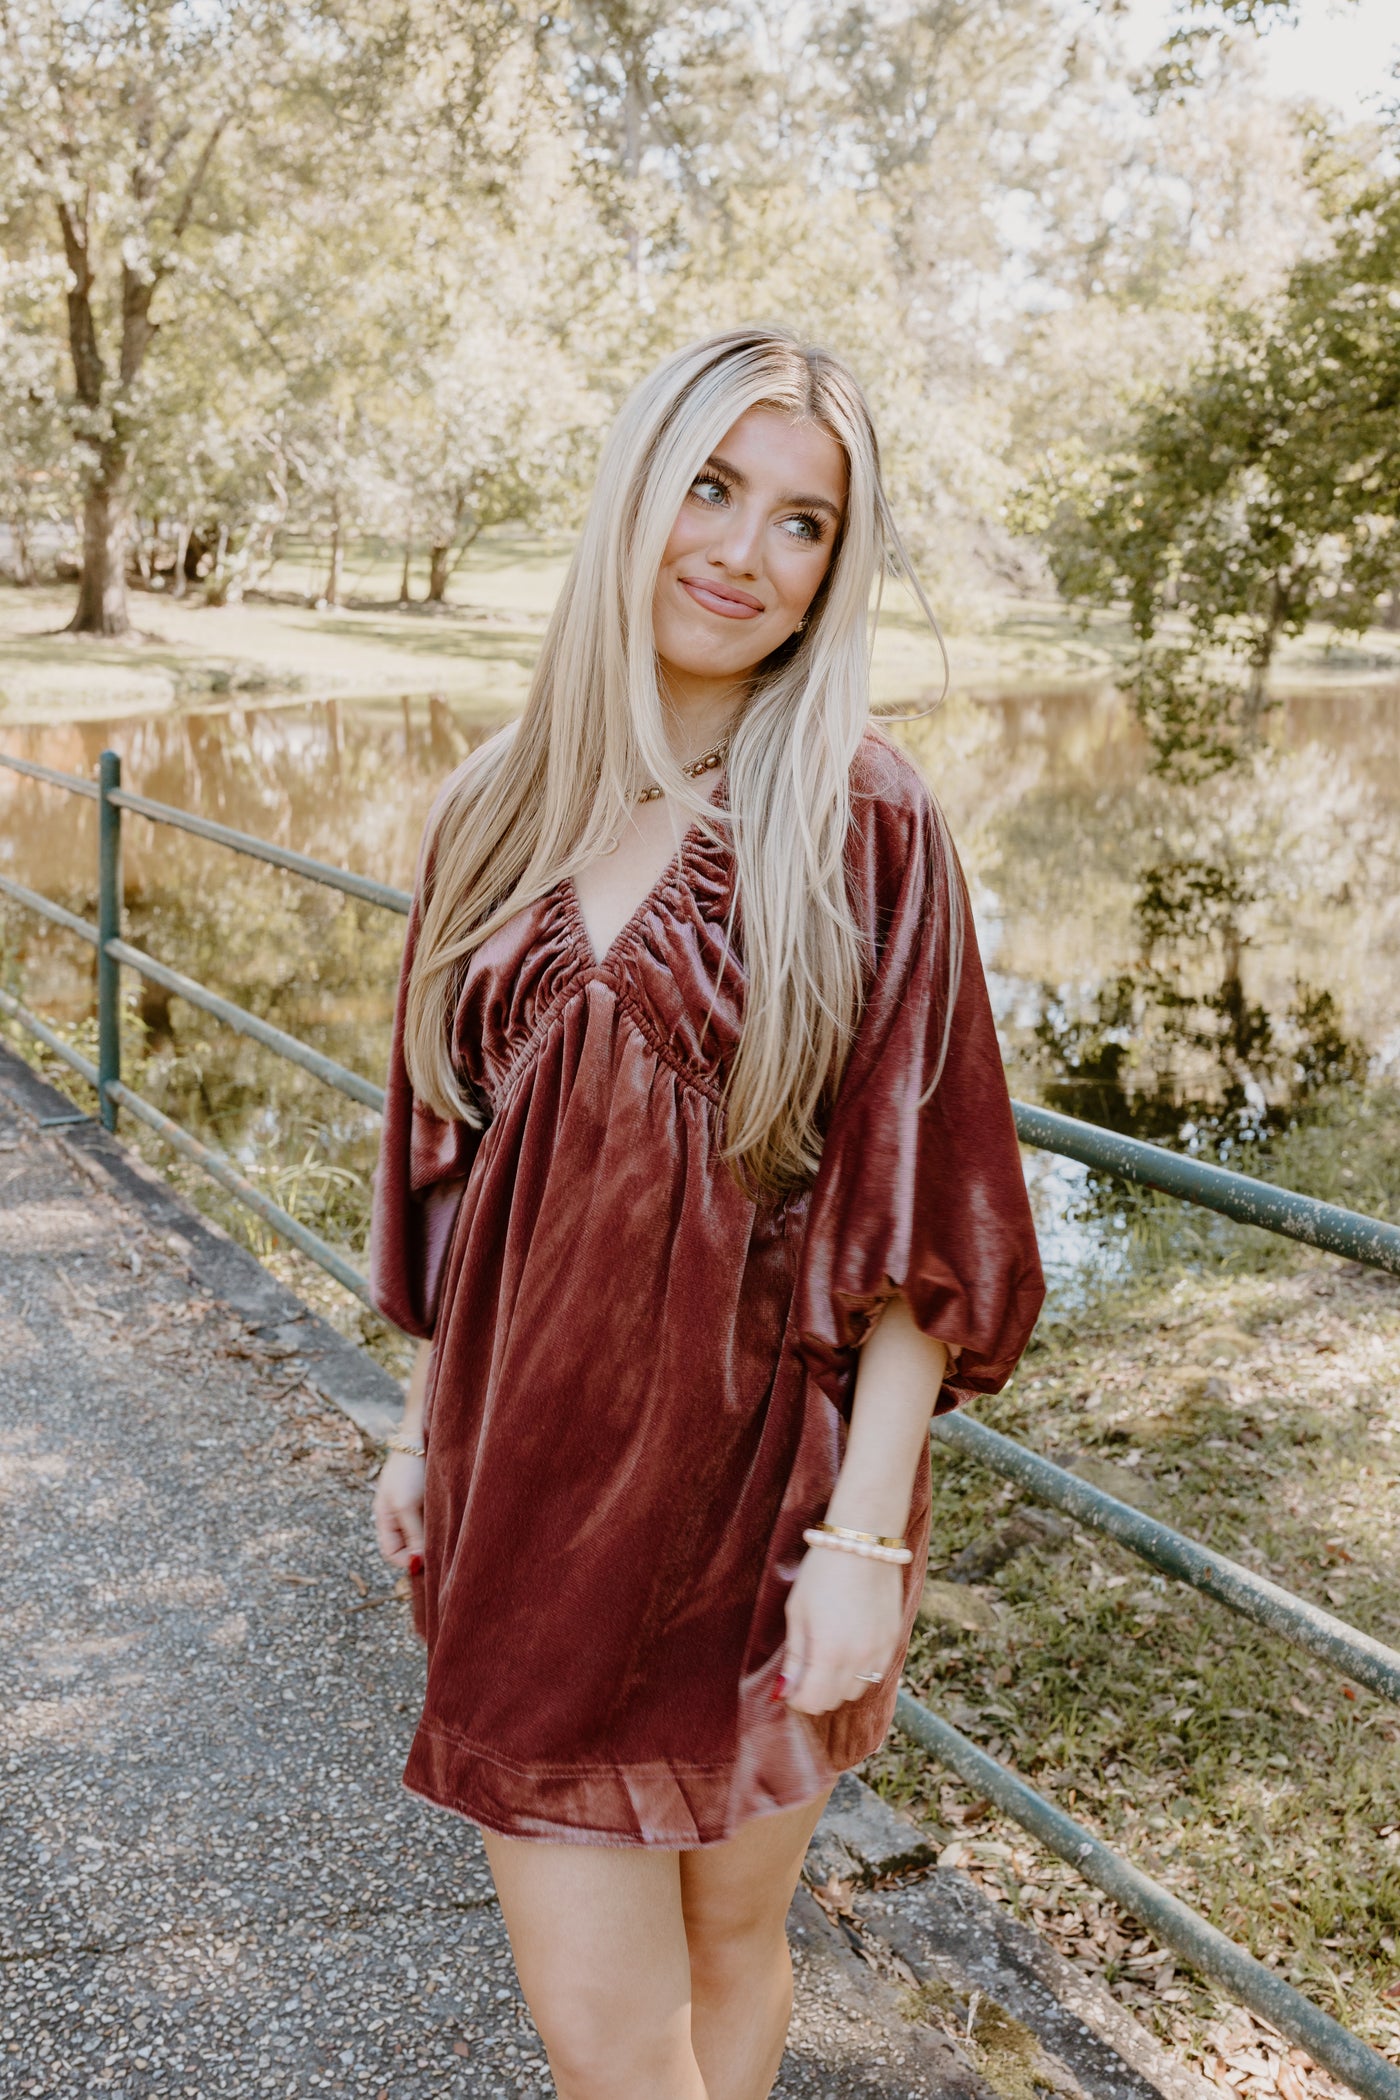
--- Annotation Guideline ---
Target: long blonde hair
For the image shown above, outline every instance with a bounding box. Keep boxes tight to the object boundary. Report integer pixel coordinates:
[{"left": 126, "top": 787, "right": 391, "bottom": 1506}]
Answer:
[{"left": 403, "top": 325, "right": 959, "bottom": 1192}]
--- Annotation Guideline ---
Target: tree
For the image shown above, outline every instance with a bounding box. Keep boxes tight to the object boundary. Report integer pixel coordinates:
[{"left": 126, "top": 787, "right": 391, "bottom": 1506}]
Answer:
[
  {"left": 0, "top": 262, "right": 77, "bottom": 582},
  {"left": 1040, "top": 167, "right": 1400, "bottom": 771},
  {"left": 0, "top": 0, "right": 536, "bottom": 634},
  {"left": 1026, "top": 153, "right": 1396, "bottom": 1158}
]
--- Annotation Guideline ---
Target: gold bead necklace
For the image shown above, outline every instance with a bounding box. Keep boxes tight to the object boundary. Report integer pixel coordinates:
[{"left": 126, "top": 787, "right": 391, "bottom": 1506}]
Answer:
[{"left": 635, "top": 733, "right": 731, "bottom": 805}]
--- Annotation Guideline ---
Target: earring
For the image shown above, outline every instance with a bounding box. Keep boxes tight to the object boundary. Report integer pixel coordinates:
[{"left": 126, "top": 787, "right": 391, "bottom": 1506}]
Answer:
[{"left": 795, "top": 615, "right": 809, "bottom": 635}]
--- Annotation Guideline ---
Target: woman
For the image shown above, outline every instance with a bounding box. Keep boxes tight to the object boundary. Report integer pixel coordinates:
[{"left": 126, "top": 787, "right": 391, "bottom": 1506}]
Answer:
[{"left": 369, "top": 327, "right": 1044, "bottom": 2100}]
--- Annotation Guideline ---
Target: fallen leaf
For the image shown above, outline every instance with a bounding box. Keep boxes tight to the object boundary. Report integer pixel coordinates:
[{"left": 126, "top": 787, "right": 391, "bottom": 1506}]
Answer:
[{"left": 812, "top": 1875, "right": 856, "bottom": 1920}]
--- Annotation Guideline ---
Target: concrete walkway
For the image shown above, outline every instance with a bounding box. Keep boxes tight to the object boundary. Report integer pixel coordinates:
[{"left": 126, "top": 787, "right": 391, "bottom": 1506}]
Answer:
[{"left": 0, "top": 1045, "right": 976, "bottom": 2100}]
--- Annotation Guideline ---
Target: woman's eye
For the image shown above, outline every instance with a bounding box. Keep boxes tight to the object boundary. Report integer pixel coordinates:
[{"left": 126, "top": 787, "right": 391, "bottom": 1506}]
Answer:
[
  {"left": 691, "top": 476, "right": 728, "bottom": 505},
  {"left": 781, "top": 513, "right": 823, "bottom": 543}
]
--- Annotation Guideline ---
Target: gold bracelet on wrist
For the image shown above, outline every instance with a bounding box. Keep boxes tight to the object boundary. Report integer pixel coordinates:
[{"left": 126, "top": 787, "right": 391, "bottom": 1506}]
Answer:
[
  {"left": 818, "top": 1521, "right": 907, "bottom": 1549},
  {"left": 802, "top": 1522, "right": 912, "bottom": 1566},
  {"left": 386, "top": 1430, "right": 425, "bottom": 1460}
]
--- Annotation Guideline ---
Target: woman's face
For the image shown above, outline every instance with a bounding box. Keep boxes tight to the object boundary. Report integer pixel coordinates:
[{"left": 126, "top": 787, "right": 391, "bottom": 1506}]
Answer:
[{"left": 652, "top": 405, "right": 848, "bottom": 698}]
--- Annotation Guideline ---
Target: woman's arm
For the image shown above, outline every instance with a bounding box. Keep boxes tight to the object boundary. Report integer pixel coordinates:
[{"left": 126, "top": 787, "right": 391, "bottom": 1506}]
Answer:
[
  {"left": 781, "top": 1290, "right": 948, "bottom": 1715},
  {"left": 372, "top": 1339, "right": 433, "bottom": 1571}
]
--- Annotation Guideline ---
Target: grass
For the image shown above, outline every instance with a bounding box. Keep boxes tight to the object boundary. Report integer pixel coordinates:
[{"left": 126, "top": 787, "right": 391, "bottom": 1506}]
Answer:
[
  {"left": 863, "top": 1219, "right": 1400, "bottom": 2091},
  {"left": 5, "top": 536, "right": 1400, "bottom": 725}
]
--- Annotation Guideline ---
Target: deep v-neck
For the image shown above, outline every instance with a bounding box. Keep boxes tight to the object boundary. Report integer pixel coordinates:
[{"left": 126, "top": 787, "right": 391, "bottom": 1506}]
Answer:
[{"left": 564, "top": 778, "right": 729, "bottom": 973}]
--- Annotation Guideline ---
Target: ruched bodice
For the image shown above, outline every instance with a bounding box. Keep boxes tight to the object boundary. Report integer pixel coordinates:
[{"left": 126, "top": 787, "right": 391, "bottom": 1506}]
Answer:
[
  {"left": 453, "top": 797, "right": 742, "bottom": 1120},
  {"left": 368, "top": 732, "right": 1044, "bottom": 1847}
]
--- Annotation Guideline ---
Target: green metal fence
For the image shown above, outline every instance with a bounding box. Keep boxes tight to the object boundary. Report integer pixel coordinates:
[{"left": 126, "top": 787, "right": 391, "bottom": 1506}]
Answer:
[{"left": 2, "top": 744, "right": 1397, "bottom": 2100}]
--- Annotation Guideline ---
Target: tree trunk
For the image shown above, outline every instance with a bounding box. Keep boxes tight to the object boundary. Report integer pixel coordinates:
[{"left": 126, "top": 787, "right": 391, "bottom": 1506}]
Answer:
[
  {"left": 399, "top": 529, "right": 413, "bottom": 605},
  {"left": 67, "top": 462, "right": 131, "bottom": 636},
  {"left": 10, "top": 520, "right": 33, "bottom": 587},
  {"left": 426, "top": 540, "right": 452, "bottom": 603},
  {"left": 173, "top": 518, "right": 191, "bottom": 598},
  {"left": 324, "top": 511, "right": 343, "bottom": 608},
  {"left": 205, "top": 522, "right": 235, "bottom": 605}
]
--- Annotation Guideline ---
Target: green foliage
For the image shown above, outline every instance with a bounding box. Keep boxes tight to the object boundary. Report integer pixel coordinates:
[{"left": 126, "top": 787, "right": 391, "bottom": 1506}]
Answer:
[
  {"left": 1044, "top": 172, "right": 1400, "bottom": 758},
  {"left": 6, "top": 0, "right": 1379, "bottom": 623}
]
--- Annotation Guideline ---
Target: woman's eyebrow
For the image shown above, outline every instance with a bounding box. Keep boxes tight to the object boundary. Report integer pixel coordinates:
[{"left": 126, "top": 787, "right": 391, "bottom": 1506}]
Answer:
[{"left": 703, "top": 454, "right": 843, "bottom": 521}]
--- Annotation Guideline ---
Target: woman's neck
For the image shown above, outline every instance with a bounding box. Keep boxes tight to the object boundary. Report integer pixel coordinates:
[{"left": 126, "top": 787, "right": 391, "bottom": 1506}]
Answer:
[{"left": 657, "top": 663, "right": 748, "bottom": 762}]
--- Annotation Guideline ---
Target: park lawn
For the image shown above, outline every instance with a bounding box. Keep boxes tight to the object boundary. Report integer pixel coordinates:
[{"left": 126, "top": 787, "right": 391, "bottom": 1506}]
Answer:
[
  {"left": 0, "top": 557, "right": 1040, "bottom": 721},
  {"left": 0, "top": 578, "right": 554, "bottom": 724},
  {"left": 861, "top": 1186, "right": 1400, "bottom": 2092},
  {"left": 3, "top": 536, "right": 1399, "bottom": 725}
]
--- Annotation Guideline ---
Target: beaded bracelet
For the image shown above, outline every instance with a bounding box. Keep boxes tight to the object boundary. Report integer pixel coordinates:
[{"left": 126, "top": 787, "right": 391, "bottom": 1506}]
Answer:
[
  {"left": 386, "top": 1430, "right": 425, "bottom": 1460},
  {"left": 801, "top": 1523, "right": 913, "bottom": 1566}
]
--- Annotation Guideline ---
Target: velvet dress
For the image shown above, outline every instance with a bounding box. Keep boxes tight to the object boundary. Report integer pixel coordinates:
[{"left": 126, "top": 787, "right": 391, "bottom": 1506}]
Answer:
[{"left": 367, "top": 728, "right": 1044, "bottom": 1849}]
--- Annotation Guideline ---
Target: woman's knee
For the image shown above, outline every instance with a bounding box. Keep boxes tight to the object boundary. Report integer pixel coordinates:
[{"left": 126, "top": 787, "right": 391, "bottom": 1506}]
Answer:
[
  {"left": 532, "top": 1981, "right": 696, "bottom": 2096},
  {"left": 684, "top": 1891, "right": 792, "bottom": 1992}
]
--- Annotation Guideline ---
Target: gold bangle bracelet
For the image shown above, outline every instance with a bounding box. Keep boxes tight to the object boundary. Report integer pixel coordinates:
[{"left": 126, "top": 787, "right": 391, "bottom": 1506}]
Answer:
[
  {"left": 816, "top": 1521, "right": 907, "bottom": 1551},
  {"left": 802, "top": 1527, "right": 913, "bottom": 1566},
  {"left": 386, "top": 1431, "right": 425, "bottom": 1460}
]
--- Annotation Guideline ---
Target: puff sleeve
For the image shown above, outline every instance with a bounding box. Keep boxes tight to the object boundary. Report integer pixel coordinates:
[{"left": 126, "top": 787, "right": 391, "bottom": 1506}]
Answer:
[
  {"left": 367, "top": 830, "right": 483, "bottom": 1341},
  {"left": 790, "top": 740, "right": 1045, "bottom": 1418}
]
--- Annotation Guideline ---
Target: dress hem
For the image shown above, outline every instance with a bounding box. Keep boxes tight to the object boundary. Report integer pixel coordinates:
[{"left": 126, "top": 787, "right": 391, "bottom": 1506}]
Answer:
[{"left": 400, "top": 1759, "right": 842, "bottom": 1852}]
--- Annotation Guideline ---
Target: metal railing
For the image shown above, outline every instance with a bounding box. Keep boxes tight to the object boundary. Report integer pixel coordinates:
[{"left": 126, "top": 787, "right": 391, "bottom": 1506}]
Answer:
[
  {"left": 2, "top": 743, "right": 1397, "bottom": 2100},
  {"left": 0, "top": 747, "right": 402, "bottom": 1315}
]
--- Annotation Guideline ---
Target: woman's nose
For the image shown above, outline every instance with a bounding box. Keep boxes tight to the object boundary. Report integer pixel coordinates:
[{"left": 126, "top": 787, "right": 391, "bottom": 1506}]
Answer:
[{"left": 709, "top": 500, "right": 763, "bottom": 577}]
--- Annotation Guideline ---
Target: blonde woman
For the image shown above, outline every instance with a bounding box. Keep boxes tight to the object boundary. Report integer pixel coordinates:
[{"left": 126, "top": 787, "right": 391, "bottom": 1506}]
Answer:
[{"left": 369, "top": 328, "right": 1043, "bottom": 2100}]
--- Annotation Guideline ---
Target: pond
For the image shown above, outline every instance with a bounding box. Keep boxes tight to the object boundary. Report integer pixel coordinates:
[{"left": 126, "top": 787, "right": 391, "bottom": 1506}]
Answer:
[{"left": 2, "top": 677, "right": 1398, "bottom": 1349}]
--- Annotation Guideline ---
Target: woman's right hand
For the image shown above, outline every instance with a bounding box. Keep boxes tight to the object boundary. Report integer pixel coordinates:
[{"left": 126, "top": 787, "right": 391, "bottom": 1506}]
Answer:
[{"left": 373, "top": 1450, "right": 426, "bottom": 1571}]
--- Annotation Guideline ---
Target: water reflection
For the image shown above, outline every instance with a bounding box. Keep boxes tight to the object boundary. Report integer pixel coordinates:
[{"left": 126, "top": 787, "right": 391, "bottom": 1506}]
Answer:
[{"left": 2, "top": 680, "right": 1397, "bottom": 1308}]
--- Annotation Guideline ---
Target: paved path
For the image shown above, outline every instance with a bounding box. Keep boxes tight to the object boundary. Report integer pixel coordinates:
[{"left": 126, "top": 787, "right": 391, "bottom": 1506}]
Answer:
[{"left": 0, "top": 1050, "right": 971, "bottom": 2100}]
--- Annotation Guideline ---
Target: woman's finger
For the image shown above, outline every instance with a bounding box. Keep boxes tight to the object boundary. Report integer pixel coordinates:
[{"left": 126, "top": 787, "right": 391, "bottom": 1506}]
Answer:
[
  {"left": 372, "top": 1454, "right": 425, "bottom": 1567},
  {"left": 777, "top": 1606, "right": 809, "bottom": 1700},
  {"left": 790, "top": 1648, "right": 892, "bottom": 1714},
  {"left": 787, "top": 1655, "right": 849, "bottom": 1714},
  {"left": 372, "top": 1496, "right": 405, "bottom": 1563},
  {"left": 778, "top": 1636, "right": 806, "bottom": 1701}
]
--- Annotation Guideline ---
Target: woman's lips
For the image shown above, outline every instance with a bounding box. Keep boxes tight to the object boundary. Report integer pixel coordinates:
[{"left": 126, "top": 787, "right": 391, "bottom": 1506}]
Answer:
[{"left": 679, "top": 576, "right": 765, "bottom": 619}]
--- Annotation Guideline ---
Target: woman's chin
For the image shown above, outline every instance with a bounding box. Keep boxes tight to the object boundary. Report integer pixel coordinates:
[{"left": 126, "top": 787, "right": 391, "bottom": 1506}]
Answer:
[{"left": 659, "top": 648, "right": 755, "bottom": 689}]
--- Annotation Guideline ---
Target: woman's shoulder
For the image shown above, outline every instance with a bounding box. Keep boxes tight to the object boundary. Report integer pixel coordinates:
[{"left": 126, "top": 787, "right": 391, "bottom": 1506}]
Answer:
[
  {"left": 849, "top": 726, "right": 940, "bottom": 868},
  {"left": 851, "top": 725, "right": 933, "bottom": 814}
]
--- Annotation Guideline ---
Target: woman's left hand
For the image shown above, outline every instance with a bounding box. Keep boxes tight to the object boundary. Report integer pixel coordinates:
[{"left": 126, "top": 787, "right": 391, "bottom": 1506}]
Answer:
[{"left": 778, "top": 1546, "right": 905, "bottom": 1714}]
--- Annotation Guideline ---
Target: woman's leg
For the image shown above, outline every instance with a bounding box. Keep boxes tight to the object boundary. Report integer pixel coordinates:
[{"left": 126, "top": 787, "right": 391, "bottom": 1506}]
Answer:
[
  {"left": 480, "top": 1826, "right": 709, "bottom": 2100},
  {"left": 680, "top": 1784, "right": 836, "bottom": 2100}
]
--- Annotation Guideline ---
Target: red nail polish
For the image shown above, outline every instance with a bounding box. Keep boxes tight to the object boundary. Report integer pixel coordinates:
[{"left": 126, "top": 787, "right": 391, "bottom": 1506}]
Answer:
[
  {"left": 408, "top": 1554, "right": 423, "bottom": 1576},
  {"left": 771, "top": 1673, "right": 787, "bottom": 1701}
]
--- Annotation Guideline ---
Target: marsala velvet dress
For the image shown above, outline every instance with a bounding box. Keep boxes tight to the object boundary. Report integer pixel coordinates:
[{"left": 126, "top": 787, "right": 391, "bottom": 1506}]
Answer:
[{"left": 368, "top": 728, "right": 1044, "bottom": 1849}]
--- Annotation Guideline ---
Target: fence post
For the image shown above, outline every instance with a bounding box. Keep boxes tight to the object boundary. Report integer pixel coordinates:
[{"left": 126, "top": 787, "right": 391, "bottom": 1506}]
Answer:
[{"left": 96, "top": 750, "right": 121, "bottom": 1132}]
